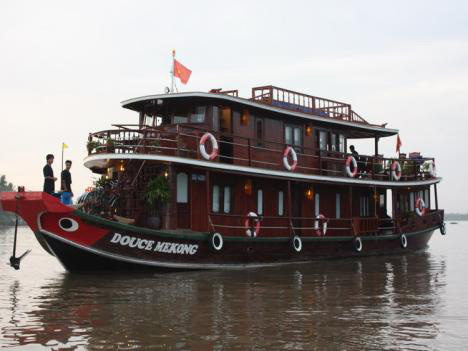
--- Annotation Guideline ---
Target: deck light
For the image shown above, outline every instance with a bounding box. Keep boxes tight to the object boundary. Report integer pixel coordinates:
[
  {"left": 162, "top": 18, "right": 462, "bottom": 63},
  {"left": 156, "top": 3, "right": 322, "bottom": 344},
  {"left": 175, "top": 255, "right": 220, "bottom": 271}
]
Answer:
[
  {"left": 306, "top": 125, "right": 312, "bottom": 136},
  {"left": 306, "top": 188, "right": 314, "bottom": 200},
  {"left": 241, "top": 109, "right": 250, "bottom": 125},
  {"left": 244, "top": 179, "right": 252, "bottom": 196},
  {"left": 164, "top": 171, "right": 169, "bottom": 178}
]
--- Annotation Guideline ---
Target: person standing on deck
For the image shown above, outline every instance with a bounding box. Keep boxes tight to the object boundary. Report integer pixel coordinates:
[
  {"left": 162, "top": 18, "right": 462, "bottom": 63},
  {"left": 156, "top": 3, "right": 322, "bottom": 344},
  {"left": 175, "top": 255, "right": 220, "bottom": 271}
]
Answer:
[
  {"left": 43, "top": 154, "right": 57, "bottom": 195},
  {"left": 60, "top": 160, "right": 73, "bottom": 205}
]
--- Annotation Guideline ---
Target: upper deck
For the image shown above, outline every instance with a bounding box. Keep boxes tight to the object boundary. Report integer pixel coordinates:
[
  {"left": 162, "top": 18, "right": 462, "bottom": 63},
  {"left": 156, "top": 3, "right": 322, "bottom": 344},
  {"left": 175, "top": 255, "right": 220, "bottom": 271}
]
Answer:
[{"left": 84, "top": 86, "right": 439, "bottom": 187}]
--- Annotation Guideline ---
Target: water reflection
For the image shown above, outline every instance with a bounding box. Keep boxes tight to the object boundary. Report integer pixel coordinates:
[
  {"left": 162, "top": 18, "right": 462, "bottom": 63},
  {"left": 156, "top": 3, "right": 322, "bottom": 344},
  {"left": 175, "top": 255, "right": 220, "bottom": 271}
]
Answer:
[{"left": 0, "top": 245, "right": 446, "bottom": 350}]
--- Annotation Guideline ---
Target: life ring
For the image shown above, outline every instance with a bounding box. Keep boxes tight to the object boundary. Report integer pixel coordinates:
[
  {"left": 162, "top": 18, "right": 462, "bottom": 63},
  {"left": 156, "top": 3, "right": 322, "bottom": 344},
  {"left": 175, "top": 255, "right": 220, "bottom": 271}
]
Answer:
[
  {"left": 209, "top": 232, "right": 223, "bottom": 251},
  {"left": 440, "top": 222, "right": 446, "bottom": 235},
  {"left": 415, "top": 198, "right": 427, "bottom": 217},
  {"left": 291, "top": 235, "right": 302, "bottom": 252},
  {"left": 345, "top": 156, "right": 358, "bottom": 178},
  {"left": 429, "top": 160, "right": 437, "bottom": 177},
  {"left": 354, "top": 237, "right": 363, "bottom": 252},
  {"left": 315, "top": 214, "right": 328, "bottom": 236},
  {"left": 391, "top": 160, "right": 402, "bottom": 181},
  {"left": 199, "top": 132, "right": 219, "bottom": 160},
  {"left": 400, "top": 234, "right": 408, "bottom": 248},
  {"left": 245, "top": 212, "right": 261, "bottom": 237},
  {"left": 282, "top": 146, "right": 298, "bottom": 171}
]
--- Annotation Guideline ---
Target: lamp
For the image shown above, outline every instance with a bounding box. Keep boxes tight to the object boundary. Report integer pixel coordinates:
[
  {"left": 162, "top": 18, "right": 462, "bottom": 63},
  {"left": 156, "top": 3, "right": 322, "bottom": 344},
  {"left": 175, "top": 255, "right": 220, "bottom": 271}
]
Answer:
[
  {"left": 306, "top": 125, "right": 313, "bottom": 136},
  {"left": 305, "top": 187, "right": 314, "bottom": 200},
  {"left": 244, "top": 179, "right": 252, "bottom": 196}
]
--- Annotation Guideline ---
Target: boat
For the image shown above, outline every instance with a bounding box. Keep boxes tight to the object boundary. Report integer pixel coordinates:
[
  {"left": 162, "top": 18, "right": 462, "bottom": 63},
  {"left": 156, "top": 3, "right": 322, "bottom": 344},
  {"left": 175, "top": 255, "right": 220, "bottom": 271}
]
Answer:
[{"left": 0, "top": 85, "right": 446, "bottom": 272}]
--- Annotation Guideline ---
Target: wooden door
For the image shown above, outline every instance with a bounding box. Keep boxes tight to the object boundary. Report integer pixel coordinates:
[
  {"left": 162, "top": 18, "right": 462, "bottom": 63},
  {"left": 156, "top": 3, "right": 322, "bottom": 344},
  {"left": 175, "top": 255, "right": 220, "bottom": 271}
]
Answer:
[
  {"left": 190, "top": 173, "right": 208, "bottom": 232},
  {"left": 176, "top": 172, "right": 190, "bottom": 229}
]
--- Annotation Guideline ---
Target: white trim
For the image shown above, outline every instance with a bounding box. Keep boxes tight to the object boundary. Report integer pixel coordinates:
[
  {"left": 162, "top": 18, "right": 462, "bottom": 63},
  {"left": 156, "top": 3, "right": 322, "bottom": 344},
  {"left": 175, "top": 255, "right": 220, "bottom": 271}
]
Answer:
[
  {"left": 84, "top": 153, "right": 442, "bottom": 188},
  {"left": 120, "top": 92, "right": 398, "bottom": 136},
  {"left": 39, "top": 228, "right": 302, "bottom": 270}
]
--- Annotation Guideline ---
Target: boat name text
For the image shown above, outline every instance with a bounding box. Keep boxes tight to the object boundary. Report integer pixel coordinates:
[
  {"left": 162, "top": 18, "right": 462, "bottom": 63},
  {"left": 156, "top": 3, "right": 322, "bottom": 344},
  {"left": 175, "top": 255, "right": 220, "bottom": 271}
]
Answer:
[{"left": 110, "top": 233, "right": 198, "bottom": 255}]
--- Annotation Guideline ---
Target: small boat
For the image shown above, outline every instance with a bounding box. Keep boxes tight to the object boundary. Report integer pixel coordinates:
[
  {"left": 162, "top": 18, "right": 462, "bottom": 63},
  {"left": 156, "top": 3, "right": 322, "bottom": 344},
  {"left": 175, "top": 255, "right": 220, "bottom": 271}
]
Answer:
[{"left": 0, "top": 85, "right": 446, "bottom": 272}]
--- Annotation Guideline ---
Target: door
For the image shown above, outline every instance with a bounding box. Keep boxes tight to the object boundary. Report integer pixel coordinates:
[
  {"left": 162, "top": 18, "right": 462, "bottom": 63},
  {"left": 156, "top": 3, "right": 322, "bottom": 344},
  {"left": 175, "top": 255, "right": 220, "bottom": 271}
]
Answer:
[
  {"left": 191, "top": 173, "right": 208, "bottom": 232},
  {"left": 219, "top": 107, "right": 233, "bottom": 163}
]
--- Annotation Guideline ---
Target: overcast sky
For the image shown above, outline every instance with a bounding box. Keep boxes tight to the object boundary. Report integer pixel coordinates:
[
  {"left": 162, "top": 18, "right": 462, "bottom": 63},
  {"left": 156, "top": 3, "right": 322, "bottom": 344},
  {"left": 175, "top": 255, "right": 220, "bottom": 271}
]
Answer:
[{"left": 1, "top": 0, "right": 467, "bottom": 212}]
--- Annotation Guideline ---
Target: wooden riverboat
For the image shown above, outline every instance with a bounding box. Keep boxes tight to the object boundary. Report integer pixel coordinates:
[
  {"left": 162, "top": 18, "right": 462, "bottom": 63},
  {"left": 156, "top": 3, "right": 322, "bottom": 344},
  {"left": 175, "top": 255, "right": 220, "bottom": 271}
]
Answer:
[{"left": 0, "top": 85, "right": 446, "bottom": 272}]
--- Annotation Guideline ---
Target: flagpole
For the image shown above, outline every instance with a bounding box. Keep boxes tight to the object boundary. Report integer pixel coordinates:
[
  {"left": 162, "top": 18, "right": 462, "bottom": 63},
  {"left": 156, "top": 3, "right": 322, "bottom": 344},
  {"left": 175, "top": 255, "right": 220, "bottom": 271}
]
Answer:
[
  {"left": 61, "top": 142, "right": 64, "bottom": 174},
  {"left": 171, "top": 50, "right": 175, "bottom": 93}
]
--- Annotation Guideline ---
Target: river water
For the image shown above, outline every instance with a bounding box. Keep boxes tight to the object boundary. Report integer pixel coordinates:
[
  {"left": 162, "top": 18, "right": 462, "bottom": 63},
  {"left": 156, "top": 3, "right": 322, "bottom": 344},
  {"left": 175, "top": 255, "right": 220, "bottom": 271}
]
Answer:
[{"left": 0, "top": 223, "right": 467, "bottom": 350}]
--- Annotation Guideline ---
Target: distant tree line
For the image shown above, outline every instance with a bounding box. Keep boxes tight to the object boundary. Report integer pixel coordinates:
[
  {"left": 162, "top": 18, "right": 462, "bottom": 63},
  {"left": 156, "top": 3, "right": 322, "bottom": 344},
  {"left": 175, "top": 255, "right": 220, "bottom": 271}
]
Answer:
[
  {"left": 445, "top": 213, "right": 468, "bottom": 221},
  {"left": 0, "top": 174, "right": 16, "bottom": 226}
]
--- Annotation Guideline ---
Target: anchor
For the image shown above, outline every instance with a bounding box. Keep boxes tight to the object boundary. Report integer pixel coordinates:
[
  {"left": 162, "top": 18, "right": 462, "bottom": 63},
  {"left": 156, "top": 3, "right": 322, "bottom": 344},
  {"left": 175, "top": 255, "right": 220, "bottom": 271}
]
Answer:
[{"left": 8, "top": 189, "right": 31, "bottom": 270}]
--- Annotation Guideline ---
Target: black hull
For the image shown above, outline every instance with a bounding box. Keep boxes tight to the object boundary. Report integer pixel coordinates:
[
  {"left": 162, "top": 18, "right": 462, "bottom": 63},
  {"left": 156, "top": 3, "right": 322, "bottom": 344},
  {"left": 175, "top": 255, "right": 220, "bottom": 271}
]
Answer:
[{"left": 40, "top": 227, "right": 437, "bottom": 273}]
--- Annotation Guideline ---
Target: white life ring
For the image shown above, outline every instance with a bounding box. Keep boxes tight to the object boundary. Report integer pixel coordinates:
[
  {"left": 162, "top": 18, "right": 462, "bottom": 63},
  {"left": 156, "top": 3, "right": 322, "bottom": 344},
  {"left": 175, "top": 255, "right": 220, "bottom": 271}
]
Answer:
[
  {"left": 199, "top": 132, "right": 219, "bottom": 160},
  {"left": 415, "top": 198, "right": 427, "bottom": 216},
  {"left": 345, "top": 156, "right": 358, "bottom": 178},
  {"left": 245, "top": 211, "right": 261, "bottom": 237},
  {"left": 354, "top": 237, "right": 363, "bottom": 252},
  {"left": 429, "top": 160, "right": 437, "bottom": 177},
  {"left": 315, "top": 214, "right": 328, "bottom": 236},
  {"left": 391, "top": 160, "right": 402, "bottom": 181},
  {"left": 210, "top": 232, "right": 223, "bottom": 251},
  {"left": 291, "top": 235, "right": 302, "bottom": 252},
  {"left": 282, "top": 146, "right": 298, "bottom": 171},
  {"left": 400, "top": 234, "right": 408, "bottom": 248}
]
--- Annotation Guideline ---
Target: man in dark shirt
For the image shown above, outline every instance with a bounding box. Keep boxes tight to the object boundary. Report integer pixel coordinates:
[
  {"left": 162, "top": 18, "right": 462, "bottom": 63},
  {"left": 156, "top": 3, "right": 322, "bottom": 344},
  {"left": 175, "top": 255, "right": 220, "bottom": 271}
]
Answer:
[
  {"left": 61, "top": 160, "right": 73, "bottom": 205},
  {"left": 43, "top": 154, "right": 57, "bottom": 195}
]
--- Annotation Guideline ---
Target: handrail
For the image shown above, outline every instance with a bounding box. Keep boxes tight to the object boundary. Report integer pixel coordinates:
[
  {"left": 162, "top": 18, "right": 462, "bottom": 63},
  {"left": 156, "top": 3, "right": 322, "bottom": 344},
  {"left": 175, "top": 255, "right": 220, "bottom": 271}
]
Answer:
[{"left": 87, "top": 124, "right": 437, "bottom": 182}]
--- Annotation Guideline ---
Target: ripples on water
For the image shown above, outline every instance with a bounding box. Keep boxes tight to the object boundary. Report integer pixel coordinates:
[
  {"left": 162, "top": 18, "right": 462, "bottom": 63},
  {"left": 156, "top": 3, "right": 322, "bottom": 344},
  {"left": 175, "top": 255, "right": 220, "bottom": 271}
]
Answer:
[{"left": 0, "top": 224, "right": 467, "bottom": 350}]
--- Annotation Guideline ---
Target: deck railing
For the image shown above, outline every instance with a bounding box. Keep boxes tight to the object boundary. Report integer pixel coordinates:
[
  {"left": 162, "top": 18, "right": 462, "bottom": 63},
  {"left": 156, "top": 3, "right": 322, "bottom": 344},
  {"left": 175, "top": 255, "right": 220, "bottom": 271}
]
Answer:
[
  {"left": 208, "top": 210, "right": 444, "bottom": 238},
  {"left": 250, "top": 85, "right": 369, "bottom": 124},
  {"left": 87, "top": 124, "right": 437, "bottom": 182}
]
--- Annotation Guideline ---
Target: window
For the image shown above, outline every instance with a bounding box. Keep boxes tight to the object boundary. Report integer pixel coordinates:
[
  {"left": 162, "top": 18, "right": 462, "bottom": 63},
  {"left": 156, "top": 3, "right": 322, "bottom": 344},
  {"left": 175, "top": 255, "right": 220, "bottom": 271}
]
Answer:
[
  {"left": 379, "top": 194, "right": 385, "bottom": 208},
  {"left": 285, "top": 125, "right": 302, "bottom": 150},
  {"left": 360, "top": 196, "right": 370, "bottom": 217},
  {"left": 257, "top": 189, "right": 263, "bottom": 215},
  {"left": 256, "top": 118, "right": 264, "bottom": 146},
  {"left": 424, "top": 189, "right": 430, "bottom": 209},
  {"left": 336, "top": 193, "right": 341, "bottom": 219},
  {"left": 212, "top": 185, "right": 220, "bottom": 212},
  {"left": 410, "top": 192, "right": 415, "bottom": 212},
  {"left": 285, "top": 126, "right": 293, "bottom": 145},
  {"left": 315, "top": 193, "right": 320, "bottom": 216},
  {"left": 319, "top": 131, "right": 328, "bottom": 150},
  {"left": 293, "top": 127, "right": 302, "bottom": 150},
  {"left": 331, "top": 133, "right": 337, "bottom": 151},
  {"left": 223, "top": 186, "right": 231, "bottom": 214},
  {"left": 190, "top": 105, "right": 206, "bottom": 123},
  {"left": 176, "top": 173, "right": 188, "bottom": 203},
  {"left": 278, "top": 191, "right": 284, "bottom": 216},
  {"left": 173, "top": 104, "right": 189, "bottom": 124},
  {"left": 144, "top": 114, "right": 154, "bottom": 127},
  {"left": 212, "top": 106, "right": 220, "bottom": 131},
  {"left": 339, "top": 134, "right": 345, "bottom": 153}
]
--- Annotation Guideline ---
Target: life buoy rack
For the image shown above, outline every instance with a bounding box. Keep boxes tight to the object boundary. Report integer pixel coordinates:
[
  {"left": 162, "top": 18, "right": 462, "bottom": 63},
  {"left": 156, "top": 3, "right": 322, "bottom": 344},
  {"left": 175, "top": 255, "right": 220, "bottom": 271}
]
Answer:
[
  {"left": 354, "top": 237, "right": 363, "bottom": 252},
  {"left": 209, "top": 232, "right": 223, "bottom": 251},
  {"left": 315, "top": 214, "right": 328, "bottom": 236},
  {"left": 199, "top": 132, "right": 219, "bottom": 160},
  {"left": 245, "top": 212, "right": 261, "bottom": 237},
  {"left": 415, "top": 198, "right": 427, "bottom": 217},
  {"left": 345, "top": 156, "right": 358, "bottom": 178},
  {"left": 283, "top": 146, "right": 298, "bottom": 172},
  {"left": 391, "top": 160, "right": 402, "bottom": 181},
  {"left": 291, "top": 235, "right": 302, "bottom": 252},
  {"left": 400, "top": 234, "right": 408, "bottom": 248}
]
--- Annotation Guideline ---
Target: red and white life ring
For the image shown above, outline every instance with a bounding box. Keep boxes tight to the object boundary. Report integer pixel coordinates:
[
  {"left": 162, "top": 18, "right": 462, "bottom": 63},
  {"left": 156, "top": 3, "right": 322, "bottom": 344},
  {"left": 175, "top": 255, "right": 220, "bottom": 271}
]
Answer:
[
  {"left": 345, "top": 156, "right": 358, "bottom": 178},
  {"left": 415, "top": 198, "right": 427, "bottom": 216},
  {"left": 315, "top": 214, "right": 328, "bottom": 236},
  {"left": 199, "top": 132, "right": 219, "bottom": 160},
  {"left": 245, "top": 212, "right": 261, "bottom": 237},
  {"left": 283, "top": 146, "right": 298, "bottom": 171},
  {"left": 391, "top": 160, "right": 402, "bottom": 181}
]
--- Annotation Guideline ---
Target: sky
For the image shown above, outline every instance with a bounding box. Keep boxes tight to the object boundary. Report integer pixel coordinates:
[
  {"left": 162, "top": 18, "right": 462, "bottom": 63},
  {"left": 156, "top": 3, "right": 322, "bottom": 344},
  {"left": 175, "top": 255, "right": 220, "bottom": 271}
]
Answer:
[{"left": 0, "top": 0, "right": 467, "bottom": 212}]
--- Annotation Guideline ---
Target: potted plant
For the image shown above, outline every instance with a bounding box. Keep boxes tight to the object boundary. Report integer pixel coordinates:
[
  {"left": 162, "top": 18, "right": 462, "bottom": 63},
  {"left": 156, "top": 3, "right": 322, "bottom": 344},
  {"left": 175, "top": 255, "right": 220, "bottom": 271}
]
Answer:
[
  {"left": 105, "top": 138, "right": 115, "bottom": 153},
  {"left": 87, "top": 140, "right": 100, "bottom": 154},
  {"left": 144, "top": 175, "right": 170, "bottom": 229}
]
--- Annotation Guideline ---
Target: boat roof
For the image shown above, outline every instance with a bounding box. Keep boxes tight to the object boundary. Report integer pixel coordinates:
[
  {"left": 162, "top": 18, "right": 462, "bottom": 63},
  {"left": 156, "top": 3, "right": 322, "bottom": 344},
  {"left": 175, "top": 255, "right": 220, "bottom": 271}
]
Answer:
[{"left": 121, "top": 91, "right": 399, "bottom": 138}]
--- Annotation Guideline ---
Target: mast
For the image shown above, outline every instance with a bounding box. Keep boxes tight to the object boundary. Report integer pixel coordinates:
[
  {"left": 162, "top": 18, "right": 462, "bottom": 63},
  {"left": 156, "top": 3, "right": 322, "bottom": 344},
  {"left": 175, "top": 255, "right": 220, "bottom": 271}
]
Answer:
[{"left": 171, "top": 50, "right": 175, "bottom": 93}]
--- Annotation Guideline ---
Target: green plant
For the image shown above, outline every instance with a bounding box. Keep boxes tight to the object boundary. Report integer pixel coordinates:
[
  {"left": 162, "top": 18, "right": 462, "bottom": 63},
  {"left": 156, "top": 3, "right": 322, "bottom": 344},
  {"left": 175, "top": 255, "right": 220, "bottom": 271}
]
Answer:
[
  {"left": 94, "top": 175, "right": 111, "bottom": 188},
  {"left": 87, "top": 140, "right": 100, "bottom": 154},
  {"left": 144, "top": 175, "right": 170, "bottom": 208}
]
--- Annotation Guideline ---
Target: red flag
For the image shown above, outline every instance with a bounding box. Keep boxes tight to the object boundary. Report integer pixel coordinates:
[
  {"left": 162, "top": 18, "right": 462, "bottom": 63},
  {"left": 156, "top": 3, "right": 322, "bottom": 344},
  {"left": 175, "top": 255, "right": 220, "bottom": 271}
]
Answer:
[
  {"left": 173, "top": 59, "right": 192, "bottom": 84},
  {"left": 396, "top": 134, "right": 402, "bottom": 153}
]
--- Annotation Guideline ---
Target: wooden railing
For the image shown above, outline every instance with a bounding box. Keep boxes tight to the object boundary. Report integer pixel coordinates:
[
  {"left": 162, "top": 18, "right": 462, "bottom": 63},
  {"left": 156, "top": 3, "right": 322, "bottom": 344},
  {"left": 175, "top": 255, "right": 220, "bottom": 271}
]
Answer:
[
  {"left": 87, "top": 124, "right": 437, "bottom": 182},
  {"left": 250, "top": 85, "right": 369, "bottom": 124}
]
